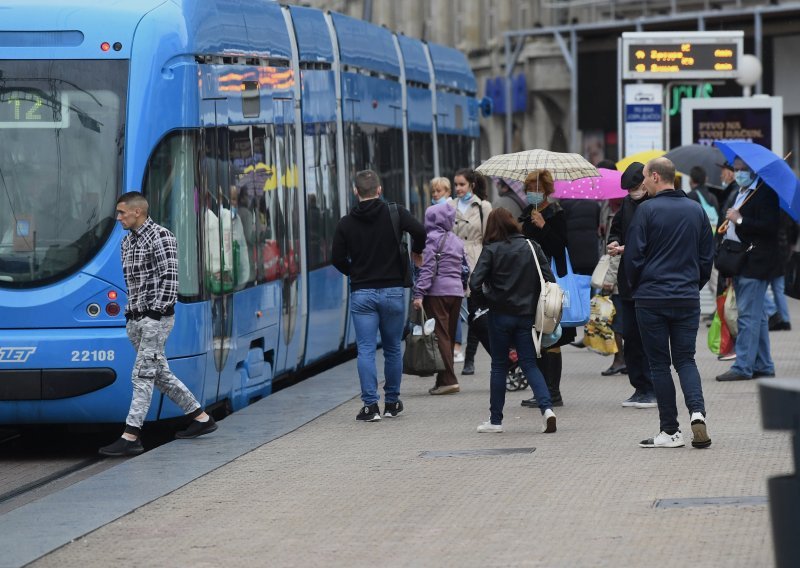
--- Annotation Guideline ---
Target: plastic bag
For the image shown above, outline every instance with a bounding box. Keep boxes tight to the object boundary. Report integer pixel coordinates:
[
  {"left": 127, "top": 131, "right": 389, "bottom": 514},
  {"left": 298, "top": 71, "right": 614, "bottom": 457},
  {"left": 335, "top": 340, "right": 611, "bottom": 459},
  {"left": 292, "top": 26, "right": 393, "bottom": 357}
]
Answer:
[{"left": 583, "top": 294, "right": 617, "bottom": 355}]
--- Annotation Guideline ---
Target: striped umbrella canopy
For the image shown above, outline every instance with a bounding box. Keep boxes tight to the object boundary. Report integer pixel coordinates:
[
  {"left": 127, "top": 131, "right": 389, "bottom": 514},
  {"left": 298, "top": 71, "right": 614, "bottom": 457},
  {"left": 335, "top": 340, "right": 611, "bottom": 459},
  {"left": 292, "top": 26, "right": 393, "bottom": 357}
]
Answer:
[{"left": 476, "top": 149, "right": 599, "bottom": 183}]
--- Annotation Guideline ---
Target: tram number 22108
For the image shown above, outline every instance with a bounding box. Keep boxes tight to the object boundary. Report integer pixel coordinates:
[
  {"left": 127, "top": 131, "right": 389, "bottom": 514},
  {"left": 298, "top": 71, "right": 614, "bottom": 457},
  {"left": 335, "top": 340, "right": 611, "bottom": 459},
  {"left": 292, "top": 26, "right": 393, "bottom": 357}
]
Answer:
[{"left": 71, "top": 350, "right": 116, "bottom": 362}]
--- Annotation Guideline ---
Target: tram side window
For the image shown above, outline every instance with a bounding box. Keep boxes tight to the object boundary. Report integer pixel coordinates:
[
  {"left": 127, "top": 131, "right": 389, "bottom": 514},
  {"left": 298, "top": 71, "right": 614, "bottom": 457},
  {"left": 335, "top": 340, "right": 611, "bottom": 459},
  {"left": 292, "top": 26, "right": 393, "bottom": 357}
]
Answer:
[
  {"left": 143, "top": 131, "right": 201, "bottom": 301},
  {"left": 304, "top": 122, "right": 339, "bottom": 270},
  {"left": 228, "top": 125, "right": 257, "bottom": 289},
  {"left": 408, "top": 131, "right": 435, "bottom": 221},
  {"left": 274, "top": 114, "right": 300, "bottom": 281},
  {"left": 343, "top": 123, "right": 404, "bottom": 209},
  {"left": 252, "top": 124, "right": 281, "bottom": 283}
]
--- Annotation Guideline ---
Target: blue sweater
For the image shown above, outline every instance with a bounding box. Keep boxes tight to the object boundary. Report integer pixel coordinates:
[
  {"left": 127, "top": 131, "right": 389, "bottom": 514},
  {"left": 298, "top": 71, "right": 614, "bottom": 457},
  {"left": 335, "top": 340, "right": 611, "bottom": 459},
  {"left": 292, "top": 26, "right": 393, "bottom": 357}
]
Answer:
[{"left": 624, "top": 190, "right": 714, "bottom": 307}]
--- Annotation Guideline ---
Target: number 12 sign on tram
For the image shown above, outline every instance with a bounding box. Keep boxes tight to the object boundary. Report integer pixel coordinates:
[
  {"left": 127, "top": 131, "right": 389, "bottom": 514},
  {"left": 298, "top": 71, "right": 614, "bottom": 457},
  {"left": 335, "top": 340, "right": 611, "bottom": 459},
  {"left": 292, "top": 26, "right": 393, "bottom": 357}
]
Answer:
[{"left": 622, "top": 31, "right": 744, "bottom": 80}]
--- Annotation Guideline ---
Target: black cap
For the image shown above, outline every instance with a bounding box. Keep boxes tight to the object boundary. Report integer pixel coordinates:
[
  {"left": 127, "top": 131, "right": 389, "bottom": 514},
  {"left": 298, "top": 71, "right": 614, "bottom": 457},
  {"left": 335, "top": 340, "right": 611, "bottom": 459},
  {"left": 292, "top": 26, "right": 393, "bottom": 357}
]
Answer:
[
  {"left": 717, "top": 161, "right": 734, "bottom": 171},
  {"left": 620, "top": 162, "right": 645, "bottom": 190}
]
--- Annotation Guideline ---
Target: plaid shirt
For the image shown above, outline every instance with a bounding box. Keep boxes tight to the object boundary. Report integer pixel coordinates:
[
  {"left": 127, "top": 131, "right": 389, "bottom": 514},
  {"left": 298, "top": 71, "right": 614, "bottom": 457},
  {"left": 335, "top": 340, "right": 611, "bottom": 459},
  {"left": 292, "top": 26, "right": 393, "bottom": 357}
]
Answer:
[{"left": 121, "top": 217, "right": 178, "bottom": 316}]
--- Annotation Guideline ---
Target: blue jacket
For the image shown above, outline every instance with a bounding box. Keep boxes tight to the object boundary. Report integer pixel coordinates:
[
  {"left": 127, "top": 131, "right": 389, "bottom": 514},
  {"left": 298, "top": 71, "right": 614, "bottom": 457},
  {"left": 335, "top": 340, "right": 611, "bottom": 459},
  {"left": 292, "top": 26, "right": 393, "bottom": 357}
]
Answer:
[{"left": 624, "top": 190, "right": 714, "bottom": 307}]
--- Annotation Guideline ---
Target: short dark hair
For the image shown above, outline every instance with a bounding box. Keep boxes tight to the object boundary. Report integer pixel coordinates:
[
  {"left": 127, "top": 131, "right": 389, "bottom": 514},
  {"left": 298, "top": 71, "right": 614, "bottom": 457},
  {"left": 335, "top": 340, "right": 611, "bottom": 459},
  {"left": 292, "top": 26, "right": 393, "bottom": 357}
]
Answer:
[
  {"left": 483, "top": 208, "right": 521, "bottom": 244},
  {"left": 354, "top": 170, "right": 381, "bottom": 197},
  {"left": 596, "top": 159, "right": 617, "bottom": 170},
  {"left": 117, "top": 191, "right": 148, "bottom": 210},
  {"left": 690, "top": 166, "right": 707, "bottom": 186}
]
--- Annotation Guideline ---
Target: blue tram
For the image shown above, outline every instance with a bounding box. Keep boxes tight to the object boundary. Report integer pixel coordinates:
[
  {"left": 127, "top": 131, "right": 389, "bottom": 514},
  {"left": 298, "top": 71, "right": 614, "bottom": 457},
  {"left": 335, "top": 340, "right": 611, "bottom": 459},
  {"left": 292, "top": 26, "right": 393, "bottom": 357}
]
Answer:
[{"left": 0, "top": 0, "right": 479, "bottom": 424}]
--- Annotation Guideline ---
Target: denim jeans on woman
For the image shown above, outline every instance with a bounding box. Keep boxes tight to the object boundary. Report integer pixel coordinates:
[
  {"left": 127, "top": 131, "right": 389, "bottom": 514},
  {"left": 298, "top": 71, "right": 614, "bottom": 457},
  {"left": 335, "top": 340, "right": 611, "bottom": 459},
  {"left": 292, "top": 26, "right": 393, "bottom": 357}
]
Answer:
[
  {"left": 487, "top": 312, "right": 551, "bottom": 425},
  {"left": 350, "top": 287, "right": 406, "bottom": 406},
  {"left": 636, "top": 304, "right": 706, "bottom": 434}
]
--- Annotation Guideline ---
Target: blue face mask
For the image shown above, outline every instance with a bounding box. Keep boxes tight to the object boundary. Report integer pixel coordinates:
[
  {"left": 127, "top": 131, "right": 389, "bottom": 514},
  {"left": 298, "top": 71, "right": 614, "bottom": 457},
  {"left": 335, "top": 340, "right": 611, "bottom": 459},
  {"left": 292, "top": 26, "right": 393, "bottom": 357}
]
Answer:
[
  {"left": 432, "top": 196, "right": 448, "bottom": 205},
  {"left": 734, "top": 170, "right": 753, "bottom": 188},
  {"left": 460, "top": 192, "right": 473, "bottom": 202},
  {"left": 526, "top": 192, "right": 544, "bottom": 207}
]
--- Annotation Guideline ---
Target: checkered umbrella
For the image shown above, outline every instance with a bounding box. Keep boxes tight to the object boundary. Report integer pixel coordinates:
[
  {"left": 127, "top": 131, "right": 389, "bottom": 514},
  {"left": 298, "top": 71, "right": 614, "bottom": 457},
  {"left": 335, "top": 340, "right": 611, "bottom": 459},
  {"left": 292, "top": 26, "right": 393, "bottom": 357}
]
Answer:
[{"left": 476, "top": 149, "right": 600, "bottom": 183}]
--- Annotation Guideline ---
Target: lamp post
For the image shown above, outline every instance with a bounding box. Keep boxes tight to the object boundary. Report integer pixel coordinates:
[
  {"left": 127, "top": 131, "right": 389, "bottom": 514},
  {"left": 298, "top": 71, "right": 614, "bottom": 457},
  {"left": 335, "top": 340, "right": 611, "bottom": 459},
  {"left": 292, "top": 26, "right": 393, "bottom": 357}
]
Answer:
[{"left": 736, "top": 54, "right": 763, "bottom": 98}]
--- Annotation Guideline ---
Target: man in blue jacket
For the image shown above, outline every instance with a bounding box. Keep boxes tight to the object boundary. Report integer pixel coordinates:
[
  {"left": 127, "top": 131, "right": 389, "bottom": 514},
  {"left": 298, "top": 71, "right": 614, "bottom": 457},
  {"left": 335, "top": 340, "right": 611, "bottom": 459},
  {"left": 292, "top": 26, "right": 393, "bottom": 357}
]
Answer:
[{"left": 625, "top": 158, "right": 714, "bottom": 449}]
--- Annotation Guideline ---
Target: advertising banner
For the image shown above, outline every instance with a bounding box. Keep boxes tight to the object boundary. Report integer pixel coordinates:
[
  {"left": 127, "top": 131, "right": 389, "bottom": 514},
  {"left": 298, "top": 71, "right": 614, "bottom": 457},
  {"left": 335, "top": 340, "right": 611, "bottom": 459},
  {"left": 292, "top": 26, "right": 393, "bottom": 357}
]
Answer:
[{"left": 624, "top": 83, "right": 664, "bottom": 156}]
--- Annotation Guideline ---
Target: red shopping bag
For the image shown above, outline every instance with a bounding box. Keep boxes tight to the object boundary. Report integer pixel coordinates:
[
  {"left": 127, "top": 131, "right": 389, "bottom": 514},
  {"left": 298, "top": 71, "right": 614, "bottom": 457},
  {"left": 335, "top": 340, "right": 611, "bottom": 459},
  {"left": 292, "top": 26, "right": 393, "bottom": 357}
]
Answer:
[{"left": 716, "top": 291, "right": 734, "bottom": 356}]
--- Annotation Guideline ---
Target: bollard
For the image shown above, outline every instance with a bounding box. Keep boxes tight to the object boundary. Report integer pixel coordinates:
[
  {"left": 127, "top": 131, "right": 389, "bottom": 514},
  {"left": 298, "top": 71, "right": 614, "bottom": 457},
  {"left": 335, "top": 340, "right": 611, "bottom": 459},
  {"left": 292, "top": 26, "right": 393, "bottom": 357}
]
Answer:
[{"left": 759, "top": 378, "right": 800, "bottom": 568}]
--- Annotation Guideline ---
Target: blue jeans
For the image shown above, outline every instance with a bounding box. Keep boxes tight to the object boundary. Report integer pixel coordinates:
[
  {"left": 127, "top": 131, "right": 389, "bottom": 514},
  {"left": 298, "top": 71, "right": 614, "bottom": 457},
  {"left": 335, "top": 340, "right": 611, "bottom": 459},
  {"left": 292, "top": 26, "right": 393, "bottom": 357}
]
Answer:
[
  {"left": 763, "top": 275, "right": 791, "bottom": 323},
  {"left": 731, "top": 276, "right": 774, "bottom": 377},
  {"left": 636, "top": 304, "right": 706, "bottom": 434},
  {"left": 350, "top": 287, "right": 406, "bottom": 405},
  {"left": 487, "top": 312, "right": 551, "bottom": 425}
]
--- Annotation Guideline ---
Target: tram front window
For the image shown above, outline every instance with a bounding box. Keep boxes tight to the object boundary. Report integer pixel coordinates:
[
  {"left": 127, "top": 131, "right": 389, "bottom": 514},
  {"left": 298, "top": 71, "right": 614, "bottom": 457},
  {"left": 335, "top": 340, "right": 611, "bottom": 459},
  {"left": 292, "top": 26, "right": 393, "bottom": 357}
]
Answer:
[{"left": 0, "top": 60, "right": 127, "bottom": 288}]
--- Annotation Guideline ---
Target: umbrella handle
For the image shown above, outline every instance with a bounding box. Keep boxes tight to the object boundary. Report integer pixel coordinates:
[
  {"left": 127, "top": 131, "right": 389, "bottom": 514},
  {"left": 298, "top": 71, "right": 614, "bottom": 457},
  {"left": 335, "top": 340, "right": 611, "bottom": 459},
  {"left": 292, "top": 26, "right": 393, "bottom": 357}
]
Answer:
[{"left": 716, "top": 180, "right": 764, "bottom": 234}]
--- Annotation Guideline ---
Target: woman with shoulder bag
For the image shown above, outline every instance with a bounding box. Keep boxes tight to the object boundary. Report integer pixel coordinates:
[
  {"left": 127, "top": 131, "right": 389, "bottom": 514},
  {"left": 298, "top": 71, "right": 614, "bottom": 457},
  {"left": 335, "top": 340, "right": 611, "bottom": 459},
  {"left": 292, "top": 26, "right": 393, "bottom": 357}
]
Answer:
[
  {"left": 519, "top": 169, "right": 572, "bottom": 407},
  {"left": 413, "top": 203, "right": 467, "bottom": 395},
  {"left": 469, "top": 208, "right": 558, "bottom": 434}
]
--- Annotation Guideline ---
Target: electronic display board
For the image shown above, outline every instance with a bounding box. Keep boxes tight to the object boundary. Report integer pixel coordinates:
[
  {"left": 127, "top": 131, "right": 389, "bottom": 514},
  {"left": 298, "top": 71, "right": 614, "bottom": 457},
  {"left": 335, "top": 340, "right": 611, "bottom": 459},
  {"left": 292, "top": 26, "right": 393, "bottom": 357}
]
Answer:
[{"left": 622, "top": 31, "right": 744, "bottom": 80}]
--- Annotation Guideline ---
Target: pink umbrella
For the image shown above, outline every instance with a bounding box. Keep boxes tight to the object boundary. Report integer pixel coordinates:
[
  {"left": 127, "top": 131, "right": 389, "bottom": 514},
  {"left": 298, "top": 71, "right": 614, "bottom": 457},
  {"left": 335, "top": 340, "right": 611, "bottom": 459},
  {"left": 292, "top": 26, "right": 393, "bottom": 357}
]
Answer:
[{"left": 553, "top": 168, "right": 627, "bottom": 200}]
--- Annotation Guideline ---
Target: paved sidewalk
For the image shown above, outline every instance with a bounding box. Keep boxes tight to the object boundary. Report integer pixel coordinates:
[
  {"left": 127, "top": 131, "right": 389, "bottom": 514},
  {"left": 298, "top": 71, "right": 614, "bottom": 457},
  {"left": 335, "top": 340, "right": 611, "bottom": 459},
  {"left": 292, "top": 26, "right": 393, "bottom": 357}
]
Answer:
[{"left": 30, "top": 300, "right": 800, "bottom": 567}]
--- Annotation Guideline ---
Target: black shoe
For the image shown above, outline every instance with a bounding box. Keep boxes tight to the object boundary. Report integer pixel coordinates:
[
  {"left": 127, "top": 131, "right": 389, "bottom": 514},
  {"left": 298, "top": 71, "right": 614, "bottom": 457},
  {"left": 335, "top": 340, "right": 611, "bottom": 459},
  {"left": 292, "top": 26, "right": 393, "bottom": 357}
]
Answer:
[
  {"left": 753, "top": 370, "right": 776, "bottom": 378},
  {"left": 384, "top": 400, "right": 404, "bottom": 417},
  {"left": 768, "top": 313, "right": 784, "bottom": 331},
  {"left": 715, "top": 370, "right": 753, "bottom": 381},
  {"left": 356, "top": 403, "right": 381, "bottom": 422},
  {"left": 570, "top": 340, "right": 585, "bottom": 348},
  {"left": 462, "top": 360, "right": 475, "bottom": 375},
  {"left": 778, "top": 322, "right": 792, "bottom": 331},
  {"left": 175, "top": 417, "right": 218, "bottom": 439},
  {"left": 98, "top": 437, "right": 144, "bottom": 457},
  {"left": 521, "top": 395, "right": 563, "bottom": 408},
  {"left": 601, "top": 364, "right": 627, "bottom": 376}
]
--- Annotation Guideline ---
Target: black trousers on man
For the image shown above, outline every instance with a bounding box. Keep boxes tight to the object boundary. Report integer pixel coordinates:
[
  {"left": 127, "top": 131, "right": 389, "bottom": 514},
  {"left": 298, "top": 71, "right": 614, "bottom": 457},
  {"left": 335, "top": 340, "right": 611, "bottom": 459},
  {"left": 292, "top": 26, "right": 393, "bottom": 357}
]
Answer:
[{"left": 621, "top": 298, "right": 654, "bottom": 395}]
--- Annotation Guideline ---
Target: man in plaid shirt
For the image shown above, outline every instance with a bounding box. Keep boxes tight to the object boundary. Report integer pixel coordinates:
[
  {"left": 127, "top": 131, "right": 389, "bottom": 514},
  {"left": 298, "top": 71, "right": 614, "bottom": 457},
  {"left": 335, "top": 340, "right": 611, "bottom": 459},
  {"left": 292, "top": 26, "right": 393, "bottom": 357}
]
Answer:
[{"left": 99, "top": 192, "right": 217, "bottom": 457}]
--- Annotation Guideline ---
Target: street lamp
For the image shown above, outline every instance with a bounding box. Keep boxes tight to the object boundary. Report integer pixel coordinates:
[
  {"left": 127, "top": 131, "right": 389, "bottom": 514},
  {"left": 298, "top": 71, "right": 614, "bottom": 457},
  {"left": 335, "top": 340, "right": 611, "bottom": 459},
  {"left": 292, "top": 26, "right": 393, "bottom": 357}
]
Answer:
[{"left": 736, "top": 54, "right": 762, "bottom": 97}]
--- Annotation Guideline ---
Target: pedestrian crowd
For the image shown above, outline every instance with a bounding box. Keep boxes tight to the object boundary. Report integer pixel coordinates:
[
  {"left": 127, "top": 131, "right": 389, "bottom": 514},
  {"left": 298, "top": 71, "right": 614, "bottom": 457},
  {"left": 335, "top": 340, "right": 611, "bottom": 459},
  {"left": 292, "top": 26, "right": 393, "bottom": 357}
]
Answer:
[{"left": 333, "top": 153, "right": 798, "bottom": 449}]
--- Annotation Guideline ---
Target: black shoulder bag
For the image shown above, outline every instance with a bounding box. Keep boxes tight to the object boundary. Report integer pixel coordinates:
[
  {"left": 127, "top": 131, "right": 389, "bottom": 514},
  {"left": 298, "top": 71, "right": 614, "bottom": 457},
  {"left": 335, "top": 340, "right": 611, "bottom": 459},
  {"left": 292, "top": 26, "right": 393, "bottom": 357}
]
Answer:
[{"left": 388, "top": 203, "right": 413, "bottom": 288}]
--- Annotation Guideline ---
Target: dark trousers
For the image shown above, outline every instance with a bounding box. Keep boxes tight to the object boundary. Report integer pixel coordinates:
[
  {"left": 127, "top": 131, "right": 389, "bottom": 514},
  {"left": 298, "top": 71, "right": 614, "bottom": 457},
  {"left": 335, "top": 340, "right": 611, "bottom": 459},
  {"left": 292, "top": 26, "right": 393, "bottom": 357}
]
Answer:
[
  {"left": 464, "top": 296, "right": 489, "bottom": 361},
  {"left": 423, "top": 295, "right": 462, "bottom": 387},
  {"left": 621, "top": 298, "right": 653, "bottom": 394},
  {"left": 636, "top": 304, "right": 707, "bottom": 434}
]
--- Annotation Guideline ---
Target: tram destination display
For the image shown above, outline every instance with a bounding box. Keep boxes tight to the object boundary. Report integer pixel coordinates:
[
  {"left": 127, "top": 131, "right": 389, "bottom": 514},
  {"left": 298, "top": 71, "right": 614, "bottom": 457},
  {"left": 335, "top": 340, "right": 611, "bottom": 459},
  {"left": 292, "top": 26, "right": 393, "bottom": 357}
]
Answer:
[{"left": 0, "top": 88, "right": 69, "bottom": 128}]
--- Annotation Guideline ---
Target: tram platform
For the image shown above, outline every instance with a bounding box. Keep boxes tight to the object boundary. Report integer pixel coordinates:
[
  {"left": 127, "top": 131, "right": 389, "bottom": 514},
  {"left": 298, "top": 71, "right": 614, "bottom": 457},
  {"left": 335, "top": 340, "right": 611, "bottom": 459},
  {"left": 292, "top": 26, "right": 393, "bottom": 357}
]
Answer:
[{"left": 4, "top": 300, "right": 800, "bottom": 567}]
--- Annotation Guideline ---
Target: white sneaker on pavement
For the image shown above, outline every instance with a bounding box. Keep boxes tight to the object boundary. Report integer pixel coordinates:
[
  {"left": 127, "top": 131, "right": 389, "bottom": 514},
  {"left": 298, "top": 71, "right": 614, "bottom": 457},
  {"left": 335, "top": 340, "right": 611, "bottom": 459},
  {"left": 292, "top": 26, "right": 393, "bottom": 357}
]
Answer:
[
  {"left": 639, "top": 430, "right": 684, "bottom": 448},
  {"left": 542, "top": 408, "right": 557, "bottom": 433},
  {"left": 477, "top": 421, "right": 503, "bottom": 433},
  {"left": 690, "top": 412, "right": 711, "bottom": 448},
  {"left": 453, "top": 351, "right": 465, "bottom": 363}
]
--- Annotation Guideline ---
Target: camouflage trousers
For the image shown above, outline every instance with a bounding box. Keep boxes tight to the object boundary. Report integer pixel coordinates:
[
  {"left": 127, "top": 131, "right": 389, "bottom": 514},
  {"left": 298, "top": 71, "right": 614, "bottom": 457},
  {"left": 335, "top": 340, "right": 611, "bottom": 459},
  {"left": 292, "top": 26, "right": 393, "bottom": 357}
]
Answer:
[{"left": 124, "top": 315, "right": 200, "bottom": 432}]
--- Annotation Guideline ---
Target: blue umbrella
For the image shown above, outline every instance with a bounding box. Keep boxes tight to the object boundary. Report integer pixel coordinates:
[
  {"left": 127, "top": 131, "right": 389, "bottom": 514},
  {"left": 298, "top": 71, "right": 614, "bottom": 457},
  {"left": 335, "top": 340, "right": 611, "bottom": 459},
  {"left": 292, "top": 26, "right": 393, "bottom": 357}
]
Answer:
[{"left": 715, "top": 141, "right": 800, "bottom": 221}]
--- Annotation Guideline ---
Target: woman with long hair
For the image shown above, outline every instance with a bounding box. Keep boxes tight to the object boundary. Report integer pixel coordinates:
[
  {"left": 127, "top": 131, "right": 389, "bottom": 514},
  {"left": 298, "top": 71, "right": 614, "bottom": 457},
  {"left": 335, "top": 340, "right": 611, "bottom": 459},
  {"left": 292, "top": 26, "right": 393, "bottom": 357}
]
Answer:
[
  {"left": 448, "top": 168, "right": 492, "bottom": 375},
  {"left": 519, "top": 169, "right": 573, "bottom": 408},
  {"left": 469, "top": 208, "right": 557, "bottom": 433}
]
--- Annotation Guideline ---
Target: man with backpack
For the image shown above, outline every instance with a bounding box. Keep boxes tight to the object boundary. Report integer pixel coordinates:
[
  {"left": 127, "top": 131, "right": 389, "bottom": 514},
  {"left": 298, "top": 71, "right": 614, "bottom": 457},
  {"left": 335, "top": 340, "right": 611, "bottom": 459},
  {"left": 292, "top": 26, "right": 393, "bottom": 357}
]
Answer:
[{"left": 332, "top": 170, "right": 426, "bottom": 422}]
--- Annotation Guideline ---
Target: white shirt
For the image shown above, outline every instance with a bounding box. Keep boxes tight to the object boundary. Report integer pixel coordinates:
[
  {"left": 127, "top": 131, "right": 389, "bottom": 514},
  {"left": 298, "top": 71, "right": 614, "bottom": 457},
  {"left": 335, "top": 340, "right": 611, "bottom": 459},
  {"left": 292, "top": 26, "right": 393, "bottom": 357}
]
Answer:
[{"left": 724, "top": 182, "right": 756, "bottom": 243}]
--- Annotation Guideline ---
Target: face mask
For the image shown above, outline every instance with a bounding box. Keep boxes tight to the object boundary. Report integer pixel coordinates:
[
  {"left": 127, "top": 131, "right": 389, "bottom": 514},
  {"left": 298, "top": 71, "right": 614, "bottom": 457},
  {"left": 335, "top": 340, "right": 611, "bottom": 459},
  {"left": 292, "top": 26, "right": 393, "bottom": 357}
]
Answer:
[
  {"left": 629, "top": 189, "right": 646, "bottom": 201},
  {"left": 734, "top": 171, "right": 753, "bottom": 188},
  {"left": 460, "top": 192, "right": 473, "bottom": 202},
  {"left": 432, "top": 196, "right": 448, "bottom": 205},
  {"left": 526, "top": 192, "right": 544, "bottom": 207}
]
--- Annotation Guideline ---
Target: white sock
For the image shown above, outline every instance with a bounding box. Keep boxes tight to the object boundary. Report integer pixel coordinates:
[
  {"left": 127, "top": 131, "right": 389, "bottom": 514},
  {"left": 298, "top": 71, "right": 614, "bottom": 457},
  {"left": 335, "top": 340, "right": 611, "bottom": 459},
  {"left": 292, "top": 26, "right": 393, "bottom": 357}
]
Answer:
[{"left": 196, "top": 415, "right": 209, "bottom": 423}]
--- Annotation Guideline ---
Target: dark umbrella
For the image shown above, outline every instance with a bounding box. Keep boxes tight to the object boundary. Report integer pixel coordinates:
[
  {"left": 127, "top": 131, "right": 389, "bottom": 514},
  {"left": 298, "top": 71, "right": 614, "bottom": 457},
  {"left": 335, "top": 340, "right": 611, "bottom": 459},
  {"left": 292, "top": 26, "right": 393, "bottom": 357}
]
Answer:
[{"left": 664, "top": 144, "right": 725, "bottom": 187}]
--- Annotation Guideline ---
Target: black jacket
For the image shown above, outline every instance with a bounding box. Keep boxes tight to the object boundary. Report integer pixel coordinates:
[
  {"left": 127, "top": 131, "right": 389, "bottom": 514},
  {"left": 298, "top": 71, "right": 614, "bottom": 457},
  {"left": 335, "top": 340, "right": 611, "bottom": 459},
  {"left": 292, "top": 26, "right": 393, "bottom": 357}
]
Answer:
[
  {"left": 559, "top": 199, "right": 601, "bottom": 274},
  {"left": 520, "top": 203, "right": 569, "bottom": 277},
  {"left": 607, "top": 194, "right": 650, "bottom": 299},
  {"left": 624, "top": 190, "right": 714, "bottom": 307},
  {"left": 332, "top": 199, "right": 426, "bottom": 291},
  {"left": 469, "top": 234, "right": 555, "bottom": 316},
  {"left": 729, "top": 183, "right": 781, "bottom": 280}
]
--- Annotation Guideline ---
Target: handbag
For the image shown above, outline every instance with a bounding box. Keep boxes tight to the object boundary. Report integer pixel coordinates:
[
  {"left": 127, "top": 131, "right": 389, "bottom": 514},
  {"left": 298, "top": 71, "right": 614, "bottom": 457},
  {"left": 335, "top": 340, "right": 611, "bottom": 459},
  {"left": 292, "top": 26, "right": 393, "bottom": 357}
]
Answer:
[
  {"left": 389, "top": 203, "right": 413, "bottom": 288},
  {"left": 723, "top": 284, "right": 738, "bottom": 337},
  {"left": 402, "top": 307, "right": 446, "bottom": 376},
  {"left": 552, "top": 250, "right": 591, "bottom": 327},
  {"left": 715, "top": 239, "right": 753, "bottom": 277},
  {"left": 526, "top": 239, "right": 564, "bottom": 357},
  {"left": 590, "top": 254, "right": 612, "bottom": 290}
]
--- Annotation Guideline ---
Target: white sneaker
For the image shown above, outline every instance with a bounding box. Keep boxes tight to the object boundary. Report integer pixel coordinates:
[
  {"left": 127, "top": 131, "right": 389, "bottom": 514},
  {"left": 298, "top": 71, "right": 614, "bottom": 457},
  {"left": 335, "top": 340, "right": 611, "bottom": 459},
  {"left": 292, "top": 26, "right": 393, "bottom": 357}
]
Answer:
[
  {"left": 542, "top": 408, "right": 557, "bottom": 433},
  {"left": 690, "top": 412, "right": 711, "bottom": 448},
  {"left": 477, "top": 421, "right": 503, "bottom": 433},
  {"left": 453, "top": 351, "right": 465, "bottom": 363},
  {"left": 639, "top": 430, "right": 684, "bottom": 448}
]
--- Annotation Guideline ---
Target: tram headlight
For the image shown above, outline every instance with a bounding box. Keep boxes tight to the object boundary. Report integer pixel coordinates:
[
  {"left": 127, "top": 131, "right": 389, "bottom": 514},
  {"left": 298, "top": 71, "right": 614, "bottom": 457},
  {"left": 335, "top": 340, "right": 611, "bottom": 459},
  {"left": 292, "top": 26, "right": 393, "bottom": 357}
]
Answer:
[
  {"left": 106, "top": 302, "right": 121, "bottom": 317},
  {"left": 87, "top": 303, "right": 101, "bottom": 317}
]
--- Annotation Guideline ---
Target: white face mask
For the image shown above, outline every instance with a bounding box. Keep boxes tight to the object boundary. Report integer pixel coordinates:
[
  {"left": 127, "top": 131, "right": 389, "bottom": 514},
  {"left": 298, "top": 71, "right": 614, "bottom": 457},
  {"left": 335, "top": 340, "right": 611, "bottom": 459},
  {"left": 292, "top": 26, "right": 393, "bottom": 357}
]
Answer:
[{"left": 629, "top": 189, "right": 646, "bottom": 201}]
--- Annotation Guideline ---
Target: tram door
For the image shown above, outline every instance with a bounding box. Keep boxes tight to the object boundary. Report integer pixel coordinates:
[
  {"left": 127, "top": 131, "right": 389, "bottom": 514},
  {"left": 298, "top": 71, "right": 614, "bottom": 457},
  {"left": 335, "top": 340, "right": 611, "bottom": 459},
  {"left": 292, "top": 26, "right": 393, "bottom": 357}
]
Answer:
[{"left": 201, "top": 99, "right": 237, "bottom": 398}]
